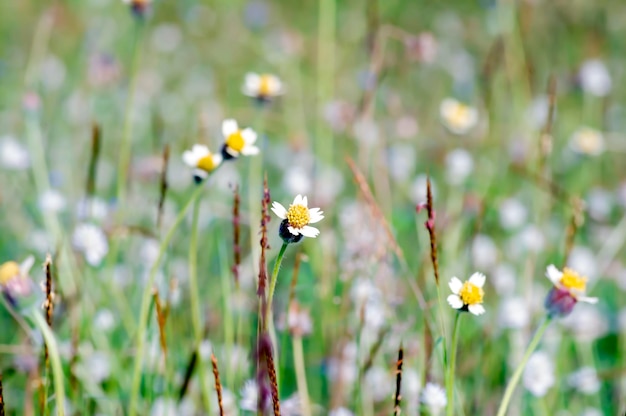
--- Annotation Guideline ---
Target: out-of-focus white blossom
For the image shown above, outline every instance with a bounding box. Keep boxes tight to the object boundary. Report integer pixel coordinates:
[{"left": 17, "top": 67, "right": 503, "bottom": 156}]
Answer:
[
  {"left": 579, "top": 59, "right": 612, "bottom": 97},
  {"left": 567, "top": 367, "right": 601, "bottom": 395},
  {"left": 523, "top": 351, "right": 555, "bottom": 397},
  {"left": 72, "top": 223, "right": 109, "bottom": 266},
  {"left": 420, "top": 382, "right": 447, "bottom": 415},
  {"left": 0, "top": 136, "right": 30, "bottom": 170},
  {"left": 499, "top": 198, "right": 528, "bottom": 230},
  {"left": 445, "top": 148, "right": 473, "bottom": 185}
]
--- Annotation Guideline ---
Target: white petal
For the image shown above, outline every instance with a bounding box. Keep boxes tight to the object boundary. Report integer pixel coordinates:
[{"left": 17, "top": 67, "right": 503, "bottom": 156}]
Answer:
[
  {"left": 287, "top": 226, "right": 300, "bottom": 236},
  {"left": 271, "top": 202, "right": 287, "bottom": 219},
  {"left": 301, "top": 195, "right": 308, "bottom": 208},
  {"left": 469, "top": 272, "right": 486, "bottom": 288},
  {"left": 241, "top": 128, "right": 257, "bottom": 144},
  {"left": 192, "top": 168, "right": 208, "bottom": 180},
  {"left": 183, "top": 151, "right": 197, "bottom": 167},
  {"left": 578, "top": 296, "right": 599, "bottom": 304},
  {"left": 192, "top": 144, "right": 209, "bottom": 156},
  {"left": 299, "top": 226, "right": 320, "bottom": 238},
  {"left": 20, "top": 255, "right": 35, "bottom": 275},
  {"left": 241, "top": 145, "right": 260, "bottom": 156},
  {"left": 244, "top": 73, "right": 261, "bottom": 91},
  {"left": 447, "top": 295, "right": 463, "bottom": 309},
  {"left": 293, "top": 195, "right": 303, "bottom": 206},
  {"left": 308, "top": 209, "right": 324, "bottom": 224},
  {"left": 468, "top": 304, "right": 486, "bottom": 316},
  {"left": 222, "top": 119, "right": 239, "bottom": 137},
  {"left": 448, "top": 277, "right": 463, "bottom": 294},
  {"left": 212, "top": 153, "right": 223, "bottom": 167},
  {"left": 545, "top": 265, "right": 562, "bottom": 285}
]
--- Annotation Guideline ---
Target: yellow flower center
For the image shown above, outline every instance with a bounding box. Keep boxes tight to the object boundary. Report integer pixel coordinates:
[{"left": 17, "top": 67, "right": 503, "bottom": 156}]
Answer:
[
  {"left": 459, "top": 281, "right": 483, "bottom": 305},
  {"left": 286, "top": 204, "right": 310, "bottom": 229},
  {"left": 577, "top": 130, "right": 601, "bottom": 154},
  {"left": 226, "top": 131, "right": 245, "bottom": 152},
  {"left": 450, "top": 104, "right": 470, "bottom": 127},
  {"left": 259, "top": 75, "right": 272, "bottom": 96},
  {"left": 0, "top": 261, "right": 20, "bottom": 285},
  {"left": 560, "top": 267, "right": 587, "bottom": 292},
  {"left": 197, "top": 154, "right": 217, "bottom": 172}
]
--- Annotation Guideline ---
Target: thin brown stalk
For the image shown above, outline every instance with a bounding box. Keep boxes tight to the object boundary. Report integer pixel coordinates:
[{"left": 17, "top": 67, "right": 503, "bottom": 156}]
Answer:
[
  {"left": 360, "top": 327, "right": 389, "bottom": 378},
  {"left": 39, "top": 254, "right": 54, "bottom": 414},
  {"left": 152, "top": 289, "right": 168, "bottom": 361},
  {"left": 346, "top": 156, "right": 403, "bottom": 261},
  {"left": 0, "top": 372, "right": 5, "bottom": 416},
  {"left": 156, "top": 143, "right": 170, "bottom": 231},
  {"left": 425, "top": 177, "right": 440, "bottom": 285},
  {"left": 69, "top": 312, "right": 79, "bottom": 396},
  {"left": 563, "top": 196, "right": 585, "bottom": 265},
  {"left": 393, "top": 345, "right": 404, "bottom": 416},
  {"left": 211, "top": 354, "right": 224, "bottom": 416},
  {"left": 85, "top": 123, "right": 101, "bottom": 198},
  {"left": 232, "top": 184, "right": 241, "bottom": 288},
  {"left": 258, "top": 175, "right": 271, "bottom": 322},
  {"left": 264, "top": 346, "right": 281, "bottom": 416},
  {"left": 509, "top": 165, "right": 571, "bottom": 203}
]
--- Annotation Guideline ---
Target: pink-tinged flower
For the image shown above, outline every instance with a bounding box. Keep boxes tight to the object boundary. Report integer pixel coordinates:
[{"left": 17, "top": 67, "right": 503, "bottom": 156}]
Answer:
[
  {"left": 544, "top": 265, "right": 598, "bottom": 317},
  {"left": 447, "top": 272, "right": 486, "bottom": 315},
  {"left": 271, "top": 195, "right": 324, "bottom": 244}
]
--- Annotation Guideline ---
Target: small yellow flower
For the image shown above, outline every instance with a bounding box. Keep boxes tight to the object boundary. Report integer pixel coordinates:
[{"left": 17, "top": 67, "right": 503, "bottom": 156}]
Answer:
[
  {"left": 220, "top": 119, "right": 259, "bottom": 160},
  {"left": 545, "top": 265, "right": 597, "bottom": 303},
  {"left": 242, "top": 73, "right": 284, "bottom": 101},
  {"left": 182, "top": 145, "right": 223, "bottom": 183},
  {"left": 569, "top": 127, "right": 605, "bottom": 156},
  {"left": 440, "top": 98, "right": 479, "bottom": 135},
  {"left": 272, "top": 194, "right": 324, "bottom": 243},
  {"left": 0, "top": 257, "right": 34, "bottom": 285},
  {"left": 447, "top": 272, "right": 486, "bottom": 315}
]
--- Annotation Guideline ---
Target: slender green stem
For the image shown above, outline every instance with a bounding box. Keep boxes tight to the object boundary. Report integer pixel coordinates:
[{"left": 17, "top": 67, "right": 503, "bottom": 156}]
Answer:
[
  {"left": 496, "top": 317, "right": 552, "bottom": 416},
  {"left": 266, "top": 243, "right": 289, "bottom": 326},
  {"left": 188, "top": 198, "right": 212, "bottom": 413},
  {"left": 116, "top": 21, "right": 145, "bottom": 208},
  {"left": 292, "top": 335, "right": 312, "bottom": 416},
  {"left": 31, "top": 310, "right": 65, "bottom": 416},
  {"left": 446, "top": 312, "right": 462, "bottom": 416},
  {"left": 129, "top": 184, "right": 205, "bottom": 415}
]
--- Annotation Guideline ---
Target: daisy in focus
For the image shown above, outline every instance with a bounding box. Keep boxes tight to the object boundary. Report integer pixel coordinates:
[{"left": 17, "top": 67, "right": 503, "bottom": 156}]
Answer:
[
  {"left": 569, "top": 127, "right": 605, "bottom": 156},
  {"left": 220, "top": 119, "right": 259, "bottom": 160},
  {"left": 447, "top": 272, "right": 486, "bottom": 315},
  {"left": 271, "top": 194, "right": 324, "bottom": 244},
  {"left": 242, "top": 72, "right": 284, "bottom": 102},
  {"left": 439, "top": 98, "right": 479, "bottom": 135},
  {"left": 182, "top": 144, "right": 223, "bottom": 183},
  {"left": 544, "top": 265, "right": 598, "bottom": 317}
]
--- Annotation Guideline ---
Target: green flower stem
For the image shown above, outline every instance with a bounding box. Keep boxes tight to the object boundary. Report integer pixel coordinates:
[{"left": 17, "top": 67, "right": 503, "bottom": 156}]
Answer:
[
  {"left": 188, "top": 197, "right": 212, "bottom": 413},
  {"left": 266, "top": 243, "right": 289, "bottom": 327},
  {"left": 446, "top": 312, "right": 462, "bottom": 416},
  {"left": 293, "top": 335, "right": 312, "bottom": 416},
  {"left": 129, "top": 184, "right": 205, "bottom": 416},
  {"left": 31, "top": 310, "right": 65, "bottom": 416},
  {"left": 496, "top": 317, "right": 552, "bottom": 416}
]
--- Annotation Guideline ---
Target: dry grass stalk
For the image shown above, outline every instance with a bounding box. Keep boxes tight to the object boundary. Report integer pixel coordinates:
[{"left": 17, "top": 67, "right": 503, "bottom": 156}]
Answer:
[
  {"left": 263, "top": 344, "right": 281, "bottom": 416},
  {"left": 232, "top": 184, "right": 241, "bottom": 288},
  {"left": 0, "top": 372, "right": 5, "bottom": 416},
  {"left": 360, "top": 327, "right": 389, "bottom": 379},
  {"left": 156, "top": 143, "right": 170, "bottom": 231},
  {"left": 85, "top": 122, "right": 101, "bottom": 198},
  {"left": 393, "top": 345, "right": 404, "bottom": 416},
  {"left": 152, "top": 289, "right": 168, "bottom": 361},
  {"left": 211, "top": 353, "right": 224, "bottom": 416},
  {"left": 425, "top": 176, "right": 440, "bottom": 285},
  {"left": 258, "top": 175, "right": 271, "bottom": 325},
  {"left": 346, "top": 156, "right": 403, "bottom": 261},
  {"left": 39, "top": 254, "right": 54, "bottom": 414}
]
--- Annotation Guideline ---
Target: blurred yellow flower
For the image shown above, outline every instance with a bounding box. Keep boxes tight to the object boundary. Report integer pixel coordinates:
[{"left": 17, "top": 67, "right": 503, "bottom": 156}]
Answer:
[
  {"left": 440, "top": 98, "right": 478, "bottom": 135},
  {"left": 242, "top": 73, "right": 284, "bottom": 101}
]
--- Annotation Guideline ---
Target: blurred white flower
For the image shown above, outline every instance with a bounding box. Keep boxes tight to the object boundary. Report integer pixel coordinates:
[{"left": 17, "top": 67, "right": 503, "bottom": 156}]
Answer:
[
  {"left": 569, "top": 127, "right": 605, "bottom": 156},
  {"left": 491, "top": 263, "right": 517, "bottom": 296},
  {"left": 567, "top": 367, "right": 601, "bottom": 395},
  {"left": 518, "top": 225, "right": 545, "bottom": 253},
  {"left": 281, "top": 393, "right": 302, "bottom": 416},
  {"left": 364, "top": 366, "right": 393, "bottom": 402},
  {"left": 40, "top": 55, "right": 66, "bottom": 91},
  {"left": 242, "top": 73, "right": 284, "bottom": 101},
  {"left": 395, "top": 115, "right": 419, "bottom": 139},
  {"left": 586, "top": 188, "right": 613, "bottom": 222},
  {"left": 199, "top": 340, "right": 213, "bottom": 360},
  {"left": 445, "top": 148, "right": 473, "bottom": 185},
  {"left": 523, "top": 351, "right": 555, "bottom": 397},
  {"left": 439, "top": 98, "right": 478, "bottom": 135},
  {"left": 472, "top": 234, "right": 497, "bottom": 269},
  {"left": 239, "top": 379, "right": 258, "bottom": 411},
  {"left": 81, "top": 351, "right": 111, "bottom": 383},
  {"left": 579, "top": 59, "right": 612, "bottom": 97},
  {"left": 38, "top": 189, "right": 67, "bottom": 214},
  {"left": 329, "top": 407, "right": 354, "bottom": 416},
  {"left": 93, "top": 309, "right": 115, "bottom": 332},
  {"left": 404, "top": 32, "right": 438, "bottom": 64},
  {"left": 350, "top": 278, "right": 382, "bottom": 310},
  {"left": 526, "top": 95, "right": 550, "bottom": 129},
  {"left": 420, "top": 382, "right": 447, "bottom": 415},
  {"left": 403, "top": 368, "right": 421, "bottom": 412},
  {"left": 326, "top": 342, "right": 358, "bottom": 390},
  {"left": 0, "top": 136, "right": 30, "bottom": 170},
  {"left": 566, "top": 246, "right": 597, "bottom": 281},
  {"left": 324, "top": 100, "right": 356, "bottom": 133},
  {"left": 410, "top": 174, "right": 435, "bottom": 205},
  {"left": 283, "top": 165, "right": 312, "bottom": 196},
  {"left": 139, "top": 238, "right": 161, "bottom": 266},
  {"left": 150, "top": 397, "right": 195, "bottom": 416},
  {"left": 499, "top": 198, "right": 528, "bottom": 230},
  {"left": 72, "top": 223, "right": 109, "bottom": 266},
  {"left": 213, "top": 388, "right": 237, "bottom": 416},
  {"left": 353, "top": 117, "right": 380, "bottom": 145},
  {"left": 387, "top": 144, "right": 416, "bottom": 182},
  {"left": 498, "top": 297, "right": 530, "bottom": 329},
  {"left": 579, "top": 408, "right": 603, "bottom": 416},
  {"left": 151, "top": 24, "right": 182, "bottom": 54},
  {"left": 282, "top": 301, "right": 313, "bottom": 337},
  {"left": 76, "top": 197, "right": 110, "bottom": 221},
  {"left": 561, "top": 303, "right": 608, "bottom": 343}
]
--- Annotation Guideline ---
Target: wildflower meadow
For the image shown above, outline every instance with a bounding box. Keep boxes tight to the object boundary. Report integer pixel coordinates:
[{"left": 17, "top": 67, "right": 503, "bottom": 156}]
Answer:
[{"left": 0, "top": 1, "right": 624, "bottom": 415}]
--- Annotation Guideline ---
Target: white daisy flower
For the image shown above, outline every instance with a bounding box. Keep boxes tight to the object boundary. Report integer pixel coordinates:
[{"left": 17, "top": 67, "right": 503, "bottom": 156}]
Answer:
[
  {"left": 0, "top": 136, "right": 30, "bottom": 170},
  {"left": 271, "top": 194, "right": 324, "bottom": 242},
  {"left": 242, "top": 72, "right": 284, "bottom": 100},
  {"left": 221, "top": 118, "right": 259, "bottom": 160},
  {"left": 545, "top": 265, "right": 598, "bottom": 304},
  {"left": 439, "top": 98, "right": 479, "bottom": 135},
  {"left": 182, "top": 144, "right": 223, "bottom": 183},
  {"left": 569, "top": 127, "right": 605, "bottom": 156},
  {"left": 447, "top": 272, "right": 486, "bottom": 315},
  {"left": 72, "top": 223, "right": 109, "bottom": 266},
  {"left": 420, "top": 382, "right": 447, "bottom": 416},
  {"left": 239, "top": 379, "right": 259, "bottom": 411},
  {"left": 578, "top": 59, "right": 612, "bottom": 97}
]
